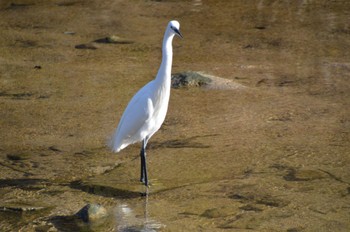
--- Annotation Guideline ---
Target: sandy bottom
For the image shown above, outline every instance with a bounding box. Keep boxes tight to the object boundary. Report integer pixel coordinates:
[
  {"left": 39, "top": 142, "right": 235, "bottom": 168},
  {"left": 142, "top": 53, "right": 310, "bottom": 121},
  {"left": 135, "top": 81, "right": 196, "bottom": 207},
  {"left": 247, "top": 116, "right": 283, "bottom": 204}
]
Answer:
[{"left": 0, "top": 0, "right": 349, "bottom": 231}]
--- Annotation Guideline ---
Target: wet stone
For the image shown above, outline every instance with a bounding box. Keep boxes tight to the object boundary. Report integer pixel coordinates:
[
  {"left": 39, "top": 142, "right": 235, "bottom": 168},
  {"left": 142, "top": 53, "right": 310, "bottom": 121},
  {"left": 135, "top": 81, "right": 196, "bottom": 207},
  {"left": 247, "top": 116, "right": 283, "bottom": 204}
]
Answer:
[
  {"left": 200, "top": 208, "right": 221, "bottom": 218},
  {"left": 94, "top": 35, "right": 134, "bottom": 44},
  {"left": 171, "top": 71, "right": 246, "bottom": 90},
  {"left": 284, "top": 169, "right": 328, "bottom": 181},
  {"left": 75, "top": 203, "right": 108, "bottom": 223},
  {"left": 0, "top": 92, "right": 34, "bottom": 100},
  {"left": 287, "top": 227, "right": 304, "bottom": 232},
  {"left": 48, "top": 146, "right": 62, "bottom": 152},
  {"left": 230, "top": 192, "right": 290, "bottom": 208},
  {"left": 255, "top": 196, "right": 289, "bottom": 207},
  {"left": 75, "top": 43, "right": 98, "bottom": 50},
  {"left": 200, "top": 207, "right": 234, "bottom": 218},
  {"left": 90, "top": 165, "right": 117, "bottom": 175},
  {"left": 239, "top": 204, "right": 263, "bottom": 212},
  {"left": 7, "top": 153, "right": 31, "bottom": 161},
  {"left": 230, "top": 194, "right": 249, "bottom": 200},
  {"left": 171, "top": 71, "right": 212, "bottom": 88},
  {"left": 6, "top": 3, "right": 34, "bottom": 9}
]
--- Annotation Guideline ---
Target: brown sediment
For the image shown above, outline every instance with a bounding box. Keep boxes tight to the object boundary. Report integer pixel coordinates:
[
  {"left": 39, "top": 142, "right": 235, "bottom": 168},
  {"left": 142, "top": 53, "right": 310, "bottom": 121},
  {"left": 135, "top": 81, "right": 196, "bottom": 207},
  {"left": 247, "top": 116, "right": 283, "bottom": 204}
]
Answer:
[{"left": 0, "top": 0, "right": 349, "bottom": 231}]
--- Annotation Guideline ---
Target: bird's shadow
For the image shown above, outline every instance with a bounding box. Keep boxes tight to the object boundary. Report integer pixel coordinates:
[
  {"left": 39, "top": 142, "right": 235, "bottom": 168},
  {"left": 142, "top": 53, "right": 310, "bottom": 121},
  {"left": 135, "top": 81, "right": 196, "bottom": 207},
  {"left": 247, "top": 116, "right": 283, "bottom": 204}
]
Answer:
[
  {"left": 69, "top": 180, "right": 142, "bottom": 199},
  {"left": 148, "top": 134, "right": 219, "bottom": 149}
]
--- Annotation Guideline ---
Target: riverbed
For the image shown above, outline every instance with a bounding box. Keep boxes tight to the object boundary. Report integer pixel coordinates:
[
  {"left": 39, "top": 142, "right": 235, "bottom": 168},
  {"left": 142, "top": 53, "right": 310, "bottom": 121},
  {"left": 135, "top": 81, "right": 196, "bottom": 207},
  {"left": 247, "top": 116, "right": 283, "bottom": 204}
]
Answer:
[{"left": 0, "top": 0, "right": 349, "bottom": 231}]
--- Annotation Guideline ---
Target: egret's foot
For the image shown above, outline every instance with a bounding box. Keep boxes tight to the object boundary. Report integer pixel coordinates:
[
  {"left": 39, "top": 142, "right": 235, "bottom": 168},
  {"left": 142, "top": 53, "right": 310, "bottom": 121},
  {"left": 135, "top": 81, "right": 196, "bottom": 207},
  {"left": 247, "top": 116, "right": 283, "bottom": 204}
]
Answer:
[{"left": 140, "top": 179, "right": 150, "bottom": 187}]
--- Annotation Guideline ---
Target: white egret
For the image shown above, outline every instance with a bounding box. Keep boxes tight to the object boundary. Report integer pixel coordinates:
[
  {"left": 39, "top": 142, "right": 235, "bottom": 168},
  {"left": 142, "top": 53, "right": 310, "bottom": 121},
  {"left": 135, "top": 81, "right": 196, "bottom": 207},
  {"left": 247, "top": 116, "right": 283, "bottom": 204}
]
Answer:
[{"left": 109, "top": 20, "right": 182, "bottom": 186}]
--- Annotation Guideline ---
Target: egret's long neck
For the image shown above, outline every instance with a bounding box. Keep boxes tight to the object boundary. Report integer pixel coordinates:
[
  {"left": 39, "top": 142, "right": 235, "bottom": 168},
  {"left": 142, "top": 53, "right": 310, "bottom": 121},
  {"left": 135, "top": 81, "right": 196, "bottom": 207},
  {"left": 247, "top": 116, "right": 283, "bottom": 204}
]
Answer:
[{"left": 156, "top": 31, "right": 174, "bottom": 84}]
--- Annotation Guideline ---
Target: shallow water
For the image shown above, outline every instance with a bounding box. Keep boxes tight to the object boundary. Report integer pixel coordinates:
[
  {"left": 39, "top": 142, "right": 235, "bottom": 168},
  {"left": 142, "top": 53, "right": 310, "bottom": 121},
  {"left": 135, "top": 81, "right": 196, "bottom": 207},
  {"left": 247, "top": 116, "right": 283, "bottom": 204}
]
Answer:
[{"left": 0, "top": 0, "right": 349, "bottom": 231}]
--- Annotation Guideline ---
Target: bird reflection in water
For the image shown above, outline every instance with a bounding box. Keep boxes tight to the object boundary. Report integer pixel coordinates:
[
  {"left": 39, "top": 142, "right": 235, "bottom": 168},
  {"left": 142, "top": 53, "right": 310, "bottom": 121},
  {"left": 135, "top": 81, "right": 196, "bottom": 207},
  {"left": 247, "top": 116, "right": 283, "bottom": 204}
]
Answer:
[{"left": 115, "top": 190, "right": 164, "bottom": 231}]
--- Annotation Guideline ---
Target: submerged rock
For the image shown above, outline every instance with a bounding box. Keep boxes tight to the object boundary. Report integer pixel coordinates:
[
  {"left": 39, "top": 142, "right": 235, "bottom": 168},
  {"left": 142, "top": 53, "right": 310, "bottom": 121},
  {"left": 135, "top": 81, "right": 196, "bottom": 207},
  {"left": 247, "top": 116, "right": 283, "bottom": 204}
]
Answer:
[
  {"left": 6, "top": 3, "right": 34, "bottom": 9},
  {"left": 6, "top": 153, "right": 31, "bottom": 161},
  {"left": 48, "top": 204, "right": 112, "bottom": 231},
  {"left": 75, "top": 203, "right": 108, "bottom": 223},
  {"left": 171, "top": 71, "right": 212, "bottom": 88},
  {"left": 171, "top": 71, "right": 246, "bottom": 90},
  {"left": 75, "top": 43, "right": 98, "bottom": 50},
  {"left": 284, "top": 169, "right": 328, "bottom": 181},
  {"left": 75, "top": 36, "right": 133, "bottom": 50},
  {"left": 94, "top": 35, "right": 134, "bottom": 44},
  {"left": 200, "top": 207, "right": 233, "bottom": 218}
]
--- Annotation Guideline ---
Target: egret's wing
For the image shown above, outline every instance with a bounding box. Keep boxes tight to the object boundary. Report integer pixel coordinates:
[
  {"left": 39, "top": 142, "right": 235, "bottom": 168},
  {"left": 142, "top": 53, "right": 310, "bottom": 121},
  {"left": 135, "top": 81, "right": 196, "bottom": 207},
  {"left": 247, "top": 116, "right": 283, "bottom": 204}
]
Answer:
[{"left": 109, "top": 81, "right": 155, "bottom": 152}]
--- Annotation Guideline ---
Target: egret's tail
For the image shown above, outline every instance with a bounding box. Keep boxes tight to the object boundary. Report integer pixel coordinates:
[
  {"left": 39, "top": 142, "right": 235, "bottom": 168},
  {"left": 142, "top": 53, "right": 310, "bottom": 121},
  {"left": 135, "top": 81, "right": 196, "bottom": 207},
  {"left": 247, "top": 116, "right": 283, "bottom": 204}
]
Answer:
[{"left": 108, "top": 131, "right": 122, "bottom": 153}]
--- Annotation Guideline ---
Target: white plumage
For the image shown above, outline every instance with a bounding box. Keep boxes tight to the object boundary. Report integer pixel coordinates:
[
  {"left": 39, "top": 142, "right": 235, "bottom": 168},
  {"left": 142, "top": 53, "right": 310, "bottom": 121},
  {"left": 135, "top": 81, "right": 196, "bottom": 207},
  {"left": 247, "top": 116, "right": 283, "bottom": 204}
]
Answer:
[{"left": 109, "top": 20, "right": 182, "bottom": 186}]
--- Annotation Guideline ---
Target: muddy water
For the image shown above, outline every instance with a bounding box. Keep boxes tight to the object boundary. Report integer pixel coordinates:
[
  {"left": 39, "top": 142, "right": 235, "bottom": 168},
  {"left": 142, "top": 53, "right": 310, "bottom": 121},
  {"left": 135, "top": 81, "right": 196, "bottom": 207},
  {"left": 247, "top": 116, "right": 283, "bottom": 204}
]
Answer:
[{"left": 0, "top": 0, "right": 349, "bottom": 231}]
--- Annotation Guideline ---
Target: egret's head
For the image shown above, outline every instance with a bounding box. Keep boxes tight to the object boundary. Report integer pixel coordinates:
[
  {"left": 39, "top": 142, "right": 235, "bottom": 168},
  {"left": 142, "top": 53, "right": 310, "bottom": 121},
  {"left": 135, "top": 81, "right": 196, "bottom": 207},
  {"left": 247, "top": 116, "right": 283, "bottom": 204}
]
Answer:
[{"left": 168, "top": 20, "right": 183, "bottom": 38}]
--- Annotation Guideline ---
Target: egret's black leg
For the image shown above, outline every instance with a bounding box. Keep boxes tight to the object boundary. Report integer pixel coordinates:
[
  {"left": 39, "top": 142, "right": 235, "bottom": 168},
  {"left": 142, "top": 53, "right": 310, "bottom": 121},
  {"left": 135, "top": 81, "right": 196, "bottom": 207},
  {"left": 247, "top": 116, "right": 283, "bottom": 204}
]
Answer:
[
  {"left": 140, "top": 140, "right": 145, "bottom": 183},
  {"left": 140, "top": 139, "right": 149, "bottom": 187},
  {"left": 143, "top": 148, "right": 148, "bottom": 187}
]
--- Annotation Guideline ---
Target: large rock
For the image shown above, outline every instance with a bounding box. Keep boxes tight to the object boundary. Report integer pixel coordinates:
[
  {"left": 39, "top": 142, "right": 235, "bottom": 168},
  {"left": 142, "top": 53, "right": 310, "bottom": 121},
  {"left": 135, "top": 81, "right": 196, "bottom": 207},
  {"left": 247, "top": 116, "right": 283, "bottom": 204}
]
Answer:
[
  {"left": 171, "top": 71, "right": 212, "bottom": 88},
  {"left": 75, "top": 203, "right": 108, "bottom": 223},
  {"left": 171, "top": 71, "right": 246, "bottom": 90}
]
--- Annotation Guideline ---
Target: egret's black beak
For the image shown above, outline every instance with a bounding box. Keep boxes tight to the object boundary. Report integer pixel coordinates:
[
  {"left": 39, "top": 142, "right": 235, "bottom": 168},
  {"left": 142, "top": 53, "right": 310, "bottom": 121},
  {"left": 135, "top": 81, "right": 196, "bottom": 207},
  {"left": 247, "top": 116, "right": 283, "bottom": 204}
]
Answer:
[{"left": 174, "top": 29, "right": 183, "bottom": 39}]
